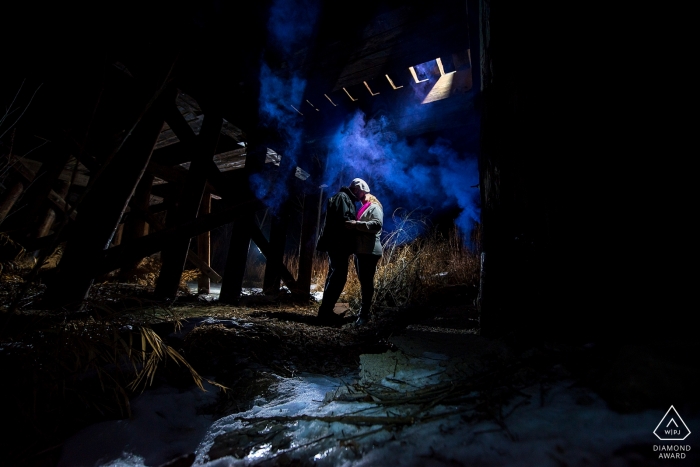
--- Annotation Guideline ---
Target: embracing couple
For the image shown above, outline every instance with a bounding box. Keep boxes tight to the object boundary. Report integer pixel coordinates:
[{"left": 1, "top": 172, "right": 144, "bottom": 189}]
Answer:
[{"left": 315, "top": 178, "right": 383, "bottom": 326}]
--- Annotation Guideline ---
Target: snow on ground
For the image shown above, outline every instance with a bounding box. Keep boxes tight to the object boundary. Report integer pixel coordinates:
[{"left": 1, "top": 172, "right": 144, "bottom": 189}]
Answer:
[
  {"left": 59, "top": 380, "right": 220, "bottom": 467},
  {"left": 58, "top": 345, "right": 696, "bottom": 467}
]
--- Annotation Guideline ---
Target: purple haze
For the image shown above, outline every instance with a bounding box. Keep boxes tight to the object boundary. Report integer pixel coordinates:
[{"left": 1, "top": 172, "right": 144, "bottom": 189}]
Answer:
[
  {"left": 322, "top": 110, "right": 480, "bottom": 243},
  {"left": 253, "top": 0, "right": 320, "bottom": 211}
]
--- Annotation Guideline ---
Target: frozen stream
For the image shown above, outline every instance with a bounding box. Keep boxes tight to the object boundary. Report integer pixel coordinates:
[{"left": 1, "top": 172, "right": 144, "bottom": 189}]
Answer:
[{"left": 58, "top": 343, "right": 694, "bottom": 466}]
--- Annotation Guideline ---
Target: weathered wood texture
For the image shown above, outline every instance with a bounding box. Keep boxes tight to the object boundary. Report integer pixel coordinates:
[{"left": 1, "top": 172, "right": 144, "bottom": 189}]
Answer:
[
  {"left": 197, "top": 193, "right": 212, "bottom": 293},
  {"left": 32, "top": 179, "right": 70, "bottom": 242},
  {"left": 262, "top": 208, "right": 290, "bottom": 293},
  {"left": 218, "top": 212, "right": 255, "bottom": 304},
  {"left": 218, "top": 143, "right": 269, "bottom": 303},
  {"left": 0, "top": 180, "right": 24, "bottom": 226},
  {"left": 295, "top": 191, "right": 321, "bottom": 297},
  {"left": 1, "top": 151, "right": 71, "bottom": 232},
  {"left": 99, "top": 197, "right": 263, "bottom": 276},
  {"left": 42, "top": 76, "right": 176, "bottom": 308},
  {"left": 118, "top": 173, "right": 155, "bottom": 280},
  {"left": 329, "top": 3, "right": 470, "bottom": 91},
  {"left": 155, "top": 113, "right": 223, "bottom": 299}
]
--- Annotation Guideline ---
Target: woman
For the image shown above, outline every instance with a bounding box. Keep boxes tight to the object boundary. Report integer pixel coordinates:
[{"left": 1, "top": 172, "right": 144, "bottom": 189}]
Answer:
[{"left": 346, "top": 178, "right": 383, "bottom": 326}]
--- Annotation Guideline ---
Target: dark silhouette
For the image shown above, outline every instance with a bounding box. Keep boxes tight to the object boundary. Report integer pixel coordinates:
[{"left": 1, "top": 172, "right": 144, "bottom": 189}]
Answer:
[{"left": 315, "top": 184, "right": 358, "bottom": 324}]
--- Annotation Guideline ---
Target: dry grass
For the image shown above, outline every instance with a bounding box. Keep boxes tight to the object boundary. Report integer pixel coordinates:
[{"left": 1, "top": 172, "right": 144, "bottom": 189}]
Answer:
[
  {"left": 339, "top": 219, "right": 480, "bottom": 313},
  {"left": 283, "top": 251, "right": 328, "bottom": 289}
]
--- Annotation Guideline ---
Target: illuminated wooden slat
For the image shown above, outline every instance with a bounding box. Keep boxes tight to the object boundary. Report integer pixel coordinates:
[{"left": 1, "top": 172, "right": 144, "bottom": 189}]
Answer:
[
  {"left": 343, "top": 87, "right": 358, "bottom": 101},
  {"left": 386, "top": 74, "right": 403, "bottom": 89},
  {"left": 324, "top": 94, "right": 338, "bottom": 106},
  {"left": 409, "top": 66, "right": 429, "bottom": 83},
  {"left": 364, "top": 81, "right": 380, "bottom": 96}
]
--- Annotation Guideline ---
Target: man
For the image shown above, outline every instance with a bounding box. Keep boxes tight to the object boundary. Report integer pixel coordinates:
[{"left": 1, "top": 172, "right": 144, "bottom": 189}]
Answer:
[{"left": 315, "top": 183, "right": 358, "bottom": 324}]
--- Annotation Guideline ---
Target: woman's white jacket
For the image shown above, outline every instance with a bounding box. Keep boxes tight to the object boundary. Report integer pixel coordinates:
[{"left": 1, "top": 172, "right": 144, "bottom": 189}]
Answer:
[{"left": 353, "top": 203, "right": 383, "bottom": 256}]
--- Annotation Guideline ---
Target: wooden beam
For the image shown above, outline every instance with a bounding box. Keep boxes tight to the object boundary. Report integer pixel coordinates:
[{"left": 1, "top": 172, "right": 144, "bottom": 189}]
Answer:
[
  {"left": 187, "top": 249, "right": 222, "bottom": 283},
  {"left": 295, "top": 191, "right": 321, "bottom": 297},
  {"left": 41, "top": 74, "right": 177, "bottom": 308},
  {"left": 218, "top": 213, "right": 255, "bottom": 303},
  {"left": 2, "top": 151, "right": 72, "bottom": 231},
  {"left": 262, "top": 207, "right": 291, "bottom": 293},
  {"left": 155, "top": 112, "right": 223, "bottom": 299},
  {"left": 117, "top": 173, "right": 154, "bottom": 279},
  {"left": 250, "top": 223, "right": 297, "bottom": 289},
  {"left": 46, "top": 188, "right": 77, "bottom": 220},
  {"left": 32, "top": 180, "right": 71, "bottom": 244},
  {"left": 0, "top": 180, "right": 25, "bottom": 226},
  {"left": 98, "top": 197, "right": 264, "bottom": 276},
  {"left": 197, "top": 193, "right": 213, "bottom": 292},
  {"left": 150, "top": 133, "right": 241, "bottom": 166},
  {"left": 218, "top": 142, "right": 269, "bottom": 303}
]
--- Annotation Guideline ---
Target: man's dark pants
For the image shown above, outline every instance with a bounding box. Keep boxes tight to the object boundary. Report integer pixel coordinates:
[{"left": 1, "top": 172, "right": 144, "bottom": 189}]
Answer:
[{"left": 318, "top": 250, "right": 352, "bottom": 316}]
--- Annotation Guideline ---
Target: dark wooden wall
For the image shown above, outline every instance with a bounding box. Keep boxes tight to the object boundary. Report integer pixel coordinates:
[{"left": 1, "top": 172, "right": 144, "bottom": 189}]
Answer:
[{"left": 475, "top": 0, "right": 681, "bottom": 343}]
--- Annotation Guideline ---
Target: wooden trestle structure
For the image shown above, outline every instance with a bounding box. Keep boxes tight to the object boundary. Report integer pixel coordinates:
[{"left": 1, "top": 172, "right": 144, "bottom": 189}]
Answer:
[
  {"left": 2, "top": 0, "right": 659, "bottom": 343},
  {"left": 0, "top": 0, "right": 478, "bottom": 310}
]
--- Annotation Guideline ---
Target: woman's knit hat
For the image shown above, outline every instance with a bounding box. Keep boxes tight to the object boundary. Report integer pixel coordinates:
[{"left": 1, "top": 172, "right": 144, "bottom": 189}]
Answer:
[{"left": 350, "top": 178, "right": 370, "bottom": 193}]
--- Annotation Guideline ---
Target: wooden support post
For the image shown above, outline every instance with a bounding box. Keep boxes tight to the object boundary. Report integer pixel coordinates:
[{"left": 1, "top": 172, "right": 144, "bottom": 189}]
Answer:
[
  {"left": 296, "top": 190, "right": 321, "bottom": 298},
  {"left": 218, "top": 212, "right": 255, "bottom": 304},
  {"left": 99, "top": 196, "right": 263, "bottom": 277},
  {"left": 41, "top": 85, "right": 176, "bottom": 309},
  {"left": 33, "top": 208, "right": 56, "bottom": 241},
  {"left": 250, "top": 224, "right": 297, "bottom": 288},
  {"left": 154, "top": 113, "right": 222, "bottom": 299},
  {"left": 197, "top": 193, "right": 212, "bottom": 294},
  {"left": 0, "top": 180, "right": 24, "bottom": 227},
  {"left": 262, "top": 207, "right": 290, "bottom": 293},
  {"left": 33, "top": 180, "right": 70, "bottom": 238},
  {"left": 118, "top": 173, "right": 154, "bottom": 280},
  {"left": 218, "top": 143, "right": 268, "bottom": 303},
  {"left": 2, "top": 151, "right": 71, "bottom": 233},
  {"left": 112, "top": 223, "right": 124, "bottom": 247}
]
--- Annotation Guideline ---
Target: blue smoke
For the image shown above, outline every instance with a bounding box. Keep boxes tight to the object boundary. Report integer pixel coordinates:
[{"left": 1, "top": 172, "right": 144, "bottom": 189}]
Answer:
[
  {"left": 267, "top": 0, "right": 319, "bottom": 57},
  {"left": 322, "top": 110, "right": 480, "bottom": 245},
  {"left": 253, "top": 0, "right": 320, "bottom": 212}
]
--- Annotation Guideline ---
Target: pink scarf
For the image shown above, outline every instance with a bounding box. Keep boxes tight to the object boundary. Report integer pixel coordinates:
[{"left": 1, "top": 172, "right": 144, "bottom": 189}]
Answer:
[{"left": 357, "top": 201, "right": 371, "bottom": 220}]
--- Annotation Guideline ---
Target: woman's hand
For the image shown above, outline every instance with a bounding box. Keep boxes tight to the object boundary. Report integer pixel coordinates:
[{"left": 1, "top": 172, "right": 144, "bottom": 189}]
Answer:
[{"left": 344, "top": 220, "right": 357, "bottom": 229}]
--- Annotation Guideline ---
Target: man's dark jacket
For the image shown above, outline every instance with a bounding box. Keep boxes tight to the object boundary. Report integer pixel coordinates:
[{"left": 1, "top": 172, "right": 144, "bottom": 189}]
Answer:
[{"left": 316, "top": 187, "right": 357, "bottom": 254}]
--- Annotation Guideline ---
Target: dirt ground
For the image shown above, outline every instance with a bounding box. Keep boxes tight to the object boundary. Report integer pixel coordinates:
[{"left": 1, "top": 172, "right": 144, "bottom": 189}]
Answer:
[
  {"left": 2, "top": 278, "right": 699, "bottom": 467},
  {"left": 0, "top": 279, "right": 480, "bottom": 466}
]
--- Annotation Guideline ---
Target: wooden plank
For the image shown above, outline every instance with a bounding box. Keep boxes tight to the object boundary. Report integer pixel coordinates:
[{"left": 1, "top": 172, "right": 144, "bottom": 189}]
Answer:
[
  {"left": 117, "top": 173, "right": 154, "bottom": 279},
  {"left": 196, "top": 193, "right": 213, "bottom": 291},
  {"left": 295, "top": 190, "right": 321, "bottom": 296},
  {"left": 33, "top": 180, "right": 71, "bottom": 241},
  {"left": 41, "top": 76, "right": 177, "bottom": 308},
  {"left": 111, "top": 195, "right": 223, "bottom": 283},
  {"left": 46, "top": 188, "right": 77, "bottom": 220},
  {"left": 58, "top": 157, "right": 91, "bottom": 187},
  {"left": 187, "top": 249, "right": 222, "bottom": 283},
  {"left": 262, "top": 213, "right": 286, "bottom": 293},
  {"left": 151, "top": 133, "right": 242, "bottom": 166},
  {"left": 98, "top": 197, "right": 264, "bottom": 276},
  {"left": 154, "top": 112, "right": 223, "bottom": 299},
  {"left": 0, "top": 181, "right": 25, "bottom": 226},
  {"left": 250, "top": 224, "right": 297, "bottom": 288},
  {"left": 8, "top": 157, "right": 37, "bottom": 182},
  {"left": 3, "top": 151, "right": 72, "bottom": 232},
  {"left": 215, "top": 213, "right": 254, "bottom": 304}
]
